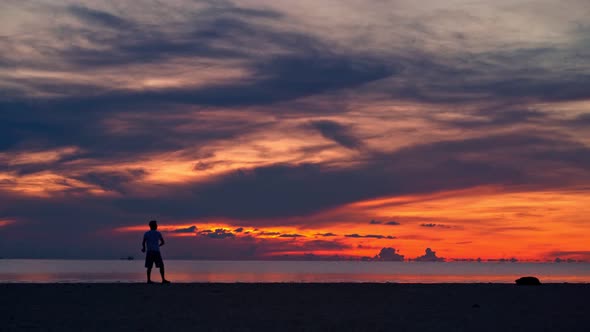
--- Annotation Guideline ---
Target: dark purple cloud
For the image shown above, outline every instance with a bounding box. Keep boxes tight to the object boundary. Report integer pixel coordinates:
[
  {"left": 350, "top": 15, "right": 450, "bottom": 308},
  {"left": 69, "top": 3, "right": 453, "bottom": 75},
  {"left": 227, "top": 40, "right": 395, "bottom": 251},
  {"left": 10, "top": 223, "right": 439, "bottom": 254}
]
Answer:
[
  {"left": 375, "top": 247, "right": 405, "bottom": 261},
  {"left": 171, "top": 225, "right": 197, "bottom": 234},
  {"left": 309, "top": 121, "right": 364, "bottom": 150},
  {"left": 67, "top": 5, "right": 135, "bottom": 29},
  {"left": 315, "top": 233, "right": 337, "bottom": 237},
  {"left": 369, "top": 220, "right": 400, "bottom": 226},
  {"left": 200, "top": 229, "right": 235, "bottom": 239},
  {"left": 345, "top": 234, "right": 395, "bottom": 240},
  {"left": 420, "top": 224, "right": 452, "bottom": 229},
  {"left": 279, "top": 234, "right": 305, "bottom": 238},
  {"left": 414, "top": 248, "right": 444, "bottom": 262}
]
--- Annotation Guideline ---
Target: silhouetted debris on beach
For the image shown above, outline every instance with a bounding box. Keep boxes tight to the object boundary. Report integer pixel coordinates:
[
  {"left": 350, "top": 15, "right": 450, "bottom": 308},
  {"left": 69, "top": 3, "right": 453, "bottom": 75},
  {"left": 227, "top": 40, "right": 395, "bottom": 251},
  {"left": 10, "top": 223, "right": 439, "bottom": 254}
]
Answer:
[{"left": 515, "top": 276, "right": 541, "bottom": 285}]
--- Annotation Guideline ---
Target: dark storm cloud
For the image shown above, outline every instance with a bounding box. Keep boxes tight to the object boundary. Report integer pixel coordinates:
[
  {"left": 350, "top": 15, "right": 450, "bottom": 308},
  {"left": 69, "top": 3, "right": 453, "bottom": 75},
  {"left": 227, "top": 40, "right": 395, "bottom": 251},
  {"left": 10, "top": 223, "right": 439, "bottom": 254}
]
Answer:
[
  {"left": 74, "top": 169, "right": 147, "bottom": 193},
  {"left": 171, "top": 225, "right": 197, "bottom": 233},
  {"left": 388, "top": 132, "right": 579, "bottom": 164},
  {"left": 279, "top": 233, "right": 305, "bottom": 238},
  {"left": 344, "top": 234, "right": 395, "bottom": 239},
  {"left": 420, "top": 223, "right": 451, "bottom": 229},
  {"left": 173, "top": 55, "right": 388, "bottom": 107},
  {"left": 60, "top": 19, "right": 244, "bottom": 67},
  {"left": 552, "top": 112, "right": 590, "bottom": 133},
  {"left": 0, "top": 191, "right": 138, "bottom": 236},
  {"left": 442, "top": 108, "right": 548, "bottom": 129},
  {"left": 58, "top": 3, "right": 285, "bottom": 67},
  {"left": 465, "top": 74, "right": 590, "bottom": 102},
  {"left": 67, "top": 5, "right": 134, "bottom": 29},
  {"left": 315, "top": 232, "right": 337, "bottom": 237},
  {"left": 309, "top": 120, "right": 364, "bottom": 150},
  {"left": 369, "top": 220, "right": 400, "bottom": 226},
  {"left": 33, "top": 53, "right": 390, "bottom": 109},
  {"left": 258, "top": 231, "right": 281, "bottom": 236},
  {"left": 571, "top": 113, "right": 590, "bottom": 126},
  {"left": 0, "top": 101, "right": 272, "bottom": 164},
  {"left": 364, "top": 39, "right": 590, "bottom": 105},
  {"left": 201, "top": 228, "right": 235, "bottom": 239},
  {"left": 532, "top": 147, "right": 590, "bottom": 169}
]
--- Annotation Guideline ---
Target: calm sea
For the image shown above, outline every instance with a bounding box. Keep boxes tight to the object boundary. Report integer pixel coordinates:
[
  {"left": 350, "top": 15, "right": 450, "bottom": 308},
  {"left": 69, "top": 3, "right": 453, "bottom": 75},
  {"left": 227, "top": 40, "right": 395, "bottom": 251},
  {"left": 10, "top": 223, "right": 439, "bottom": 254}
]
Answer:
[{"left": 0, "top": 260, "right": 589, "bottom": 283}]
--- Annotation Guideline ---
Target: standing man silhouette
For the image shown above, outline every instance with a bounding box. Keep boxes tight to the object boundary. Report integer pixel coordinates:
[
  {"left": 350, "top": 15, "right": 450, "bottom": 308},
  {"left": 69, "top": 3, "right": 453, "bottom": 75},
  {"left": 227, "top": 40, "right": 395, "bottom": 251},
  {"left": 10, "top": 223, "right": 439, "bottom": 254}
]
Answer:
[{"left": 142, "top": 220, "right": 171, "bottom": 284}]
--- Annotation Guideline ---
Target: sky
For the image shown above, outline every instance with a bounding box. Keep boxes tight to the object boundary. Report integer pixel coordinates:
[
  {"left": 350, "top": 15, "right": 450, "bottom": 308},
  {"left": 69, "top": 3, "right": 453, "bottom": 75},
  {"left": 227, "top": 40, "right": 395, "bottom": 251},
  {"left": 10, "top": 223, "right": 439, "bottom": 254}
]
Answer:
[{"left": 1, "top": 0, "right": 589, "bottom": 261}]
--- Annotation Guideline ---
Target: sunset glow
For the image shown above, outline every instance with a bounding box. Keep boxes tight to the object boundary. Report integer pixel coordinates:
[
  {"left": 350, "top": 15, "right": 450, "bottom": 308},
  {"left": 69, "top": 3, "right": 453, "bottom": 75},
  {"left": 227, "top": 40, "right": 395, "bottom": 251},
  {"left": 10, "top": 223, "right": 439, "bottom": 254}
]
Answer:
[{"left": 1, "top": 0, "right": 589, "bottom": 261}]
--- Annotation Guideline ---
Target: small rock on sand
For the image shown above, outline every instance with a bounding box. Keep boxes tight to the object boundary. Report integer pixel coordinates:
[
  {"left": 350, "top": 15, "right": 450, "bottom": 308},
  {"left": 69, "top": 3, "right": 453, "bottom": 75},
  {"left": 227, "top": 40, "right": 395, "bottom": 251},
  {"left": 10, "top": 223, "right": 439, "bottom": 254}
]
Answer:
[{"left": 515, "top": 276, "right": 541, "bottom": 285}]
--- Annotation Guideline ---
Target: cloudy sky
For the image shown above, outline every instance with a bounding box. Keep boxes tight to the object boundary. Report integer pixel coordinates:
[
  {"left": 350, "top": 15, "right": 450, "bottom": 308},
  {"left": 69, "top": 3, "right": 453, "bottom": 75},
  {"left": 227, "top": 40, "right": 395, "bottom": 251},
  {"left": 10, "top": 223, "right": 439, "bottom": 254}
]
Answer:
[{"left": 1, "top": 0, "right": 589, "bottom": 261}]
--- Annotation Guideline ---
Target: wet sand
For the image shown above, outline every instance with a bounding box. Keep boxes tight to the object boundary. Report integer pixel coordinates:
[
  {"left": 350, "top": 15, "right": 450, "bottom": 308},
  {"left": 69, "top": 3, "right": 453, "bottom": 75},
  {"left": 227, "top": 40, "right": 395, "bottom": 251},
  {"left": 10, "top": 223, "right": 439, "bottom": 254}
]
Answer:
[{"left": 1, "top": 283, "right": 588, "bottom": 331}]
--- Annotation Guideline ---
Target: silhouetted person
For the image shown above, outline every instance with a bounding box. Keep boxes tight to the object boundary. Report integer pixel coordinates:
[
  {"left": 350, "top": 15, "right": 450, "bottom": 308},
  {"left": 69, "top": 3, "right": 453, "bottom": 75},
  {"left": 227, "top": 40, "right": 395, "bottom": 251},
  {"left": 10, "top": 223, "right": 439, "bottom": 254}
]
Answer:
[{"left": 142, "top": 220, "right": 170, "bottom": 284}]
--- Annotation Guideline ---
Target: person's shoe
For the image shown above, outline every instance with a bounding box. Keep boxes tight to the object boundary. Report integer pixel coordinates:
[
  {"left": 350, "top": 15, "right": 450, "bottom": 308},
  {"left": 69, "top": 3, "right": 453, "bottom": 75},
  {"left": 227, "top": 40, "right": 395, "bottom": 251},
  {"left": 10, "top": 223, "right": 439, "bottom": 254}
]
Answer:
[
  {"left": 162, "top": 279, "right": 171, "bottom": 284},
  {"left": 147, "top": 280, "right": 155, "bottom": 284}
]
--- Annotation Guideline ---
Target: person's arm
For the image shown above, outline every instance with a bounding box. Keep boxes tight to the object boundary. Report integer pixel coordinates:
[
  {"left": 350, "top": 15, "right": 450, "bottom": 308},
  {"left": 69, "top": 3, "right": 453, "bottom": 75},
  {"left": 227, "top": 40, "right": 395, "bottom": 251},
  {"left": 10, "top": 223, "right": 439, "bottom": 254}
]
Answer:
[
  {"left": 159, "top": 233, "right": 165, "bottom": 247},
  {"left": 141, "top": 234, "right": 146, "bottom": 252}
]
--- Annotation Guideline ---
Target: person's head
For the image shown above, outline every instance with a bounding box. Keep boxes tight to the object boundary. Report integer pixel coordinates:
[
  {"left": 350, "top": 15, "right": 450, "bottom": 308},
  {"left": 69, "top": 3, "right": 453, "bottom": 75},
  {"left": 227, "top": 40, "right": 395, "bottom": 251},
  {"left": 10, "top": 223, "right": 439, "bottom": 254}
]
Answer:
[{"left": 149, "top": 220, "right": 158, "bottom": 230}]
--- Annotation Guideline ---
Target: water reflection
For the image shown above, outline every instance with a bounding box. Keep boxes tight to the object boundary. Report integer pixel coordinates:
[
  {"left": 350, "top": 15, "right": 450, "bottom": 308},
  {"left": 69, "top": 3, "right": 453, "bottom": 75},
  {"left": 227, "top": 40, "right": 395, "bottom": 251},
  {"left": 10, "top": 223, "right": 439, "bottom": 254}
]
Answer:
[{"left": 0, "top": 260, "right": 589, "bottom": 283}]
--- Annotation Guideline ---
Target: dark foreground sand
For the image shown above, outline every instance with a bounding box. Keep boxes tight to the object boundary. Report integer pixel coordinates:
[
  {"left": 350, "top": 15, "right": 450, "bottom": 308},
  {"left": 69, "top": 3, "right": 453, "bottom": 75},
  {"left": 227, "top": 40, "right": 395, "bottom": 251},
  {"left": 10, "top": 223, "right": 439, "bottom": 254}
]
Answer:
[{"left": 1, "top": 283, "right": 588, "bottom": 331}]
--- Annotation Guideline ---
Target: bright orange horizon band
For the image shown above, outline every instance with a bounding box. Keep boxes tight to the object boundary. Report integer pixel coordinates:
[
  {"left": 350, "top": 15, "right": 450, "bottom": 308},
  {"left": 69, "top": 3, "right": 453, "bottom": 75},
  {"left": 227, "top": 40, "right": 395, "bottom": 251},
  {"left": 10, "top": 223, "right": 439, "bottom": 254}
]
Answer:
[{"left": 112, "top": 186, "right": 590, "bottom": 262}]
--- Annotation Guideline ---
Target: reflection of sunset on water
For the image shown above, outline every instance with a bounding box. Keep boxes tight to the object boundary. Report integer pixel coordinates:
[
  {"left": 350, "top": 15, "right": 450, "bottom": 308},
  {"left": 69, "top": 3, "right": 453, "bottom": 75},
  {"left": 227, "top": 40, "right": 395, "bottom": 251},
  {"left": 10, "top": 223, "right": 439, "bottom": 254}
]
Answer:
[{"left": 1, "top": 260, "right": 589, "bottom": 283}]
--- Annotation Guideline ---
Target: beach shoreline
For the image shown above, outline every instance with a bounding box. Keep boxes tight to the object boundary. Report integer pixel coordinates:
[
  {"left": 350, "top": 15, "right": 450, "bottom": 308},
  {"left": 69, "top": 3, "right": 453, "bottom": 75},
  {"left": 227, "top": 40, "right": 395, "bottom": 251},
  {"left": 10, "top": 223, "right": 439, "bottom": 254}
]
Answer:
[{"left": 1, "top": 283, "right": 588, "bottom": 331}]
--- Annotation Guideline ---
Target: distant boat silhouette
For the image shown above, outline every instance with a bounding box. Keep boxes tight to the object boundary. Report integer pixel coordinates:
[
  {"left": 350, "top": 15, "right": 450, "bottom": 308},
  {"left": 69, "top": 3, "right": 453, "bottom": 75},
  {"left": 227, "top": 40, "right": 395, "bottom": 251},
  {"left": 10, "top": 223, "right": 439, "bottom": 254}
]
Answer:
[{"left": 120, "top": 256, "right": 135, "bottom": 260}]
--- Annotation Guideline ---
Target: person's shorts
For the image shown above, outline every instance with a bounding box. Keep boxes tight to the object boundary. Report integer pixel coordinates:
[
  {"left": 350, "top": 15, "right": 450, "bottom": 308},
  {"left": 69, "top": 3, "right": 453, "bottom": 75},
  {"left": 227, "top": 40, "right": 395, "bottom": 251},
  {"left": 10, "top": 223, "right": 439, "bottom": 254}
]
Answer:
[{"left": 145, "top": 251, "right": 164, "bottom": 268}]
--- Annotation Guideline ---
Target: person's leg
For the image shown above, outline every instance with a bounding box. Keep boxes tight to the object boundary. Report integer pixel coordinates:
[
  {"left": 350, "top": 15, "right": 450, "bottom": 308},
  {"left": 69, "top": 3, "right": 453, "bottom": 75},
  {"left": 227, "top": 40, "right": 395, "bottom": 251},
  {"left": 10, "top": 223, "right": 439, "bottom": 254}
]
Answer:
[
  {"left": 156, "top": 253, "right": 170, "bottom": 283},
  {"left": 159, "top": 267, "right": 170, "bottom": 283},
  {"left": 145, "top": 252, "right": 154, "bottom": 283}
]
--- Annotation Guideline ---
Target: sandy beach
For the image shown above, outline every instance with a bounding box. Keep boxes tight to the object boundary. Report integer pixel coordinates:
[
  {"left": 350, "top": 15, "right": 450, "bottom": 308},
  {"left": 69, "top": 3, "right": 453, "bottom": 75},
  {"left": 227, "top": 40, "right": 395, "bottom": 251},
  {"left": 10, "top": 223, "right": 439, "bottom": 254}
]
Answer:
[{"left": 1, "top": 283, "right": 588, "bottom": 331}]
